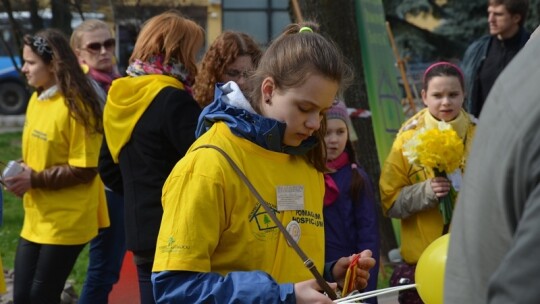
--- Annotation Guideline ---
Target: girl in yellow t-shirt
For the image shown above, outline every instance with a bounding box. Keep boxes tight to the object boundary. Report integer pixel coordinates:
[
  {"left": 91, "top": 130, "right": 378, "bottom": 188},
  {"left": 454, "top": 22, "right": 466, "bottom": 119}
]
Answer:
[
  {"left": 4, "top": 28, "right": 106, "bottom": 304},
  {"left": 380, "top": 62, "right": 476, "bottom": 303},
  {"left": 153, "top": 22, "right": 376, "bottom": 303}
]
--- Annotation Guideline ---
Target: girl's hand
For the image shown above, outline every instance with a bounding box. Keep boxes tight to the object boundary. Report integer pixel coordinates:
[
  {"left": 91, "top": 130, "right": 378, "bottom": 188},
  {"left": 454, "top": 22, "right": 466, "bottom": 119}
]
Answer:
[
  {"left": 333, "top": 250, "right": 376, "bottom": 291},
  {"left": 430, "top": 177, "right": 451, "bottom": 198},
  {"left": 5, "top": 163, "right": 32, "bottom": 197},
  {"left": 294, "top": 279, "right": 337, "bottom": 304}
]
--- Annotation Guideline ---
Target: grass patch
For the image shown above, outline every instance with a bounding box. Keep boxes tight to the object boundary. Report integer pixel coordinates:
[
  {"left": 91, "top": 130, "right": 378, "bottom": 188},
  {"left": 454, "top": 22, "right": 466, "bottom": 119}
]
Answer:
[
  {"left": 1, "top": 131, "right": 89, "bottom": 294},
  {"left": 377, "top": 262, "right": 394, "bottom": 289}
]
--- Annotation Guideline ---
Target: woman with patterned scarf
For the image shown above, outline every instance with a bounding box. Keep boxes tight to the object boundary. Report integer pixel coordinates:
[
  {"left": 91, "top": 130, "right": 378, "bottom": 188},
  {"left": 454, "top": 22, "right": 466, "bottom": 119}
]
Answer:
[{"left": 102, "top": 10, "right": 204, "bottom": 304}]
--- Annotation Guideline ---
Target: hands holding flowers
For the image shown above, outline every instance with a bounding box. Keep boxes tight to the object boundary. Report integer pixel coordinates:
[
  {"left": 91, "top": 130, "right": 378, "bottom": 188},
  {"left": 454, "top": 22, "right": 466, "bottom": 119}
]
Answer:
[{"left": 402, "top": 121, "right": 464, "bottom": 225}]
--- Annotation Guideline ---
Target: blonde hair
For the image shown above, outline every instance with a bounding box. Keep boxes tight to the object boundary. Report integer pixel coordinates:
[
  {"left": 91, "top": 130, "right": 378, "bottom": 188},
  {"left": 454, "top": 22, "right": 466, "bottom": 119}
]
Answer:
[
  {"left": 129, "top": 10, "right": 204, "bottom": 78},
  {"left": 70, "top": 19, "right": 112, "bottom": 49}
]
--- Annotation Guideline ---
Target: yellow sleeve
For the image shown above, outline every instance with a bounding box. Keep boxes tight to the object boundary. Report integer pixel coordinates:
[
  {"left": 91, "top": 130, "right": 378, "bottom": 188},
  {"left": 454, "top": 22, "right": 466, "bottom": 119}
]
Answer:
[
  {"left": 153, "top": 151, "right": 226, "bottom": 272},
  {"left": 67, "top": 114, "right": 102, "bottom": 168},
  {"left": 379, "top": 133, "right": 412, "bottom": 215}
]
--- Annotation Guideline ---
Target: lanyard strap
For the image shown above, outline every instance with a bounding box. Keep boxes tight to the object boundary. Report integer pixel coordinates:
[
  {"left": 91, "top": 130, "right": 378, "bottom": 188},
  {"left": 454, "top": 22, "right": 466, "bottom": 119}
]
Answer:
[{"left": 195, "top": 144, "right": 338, "bottom": 300}]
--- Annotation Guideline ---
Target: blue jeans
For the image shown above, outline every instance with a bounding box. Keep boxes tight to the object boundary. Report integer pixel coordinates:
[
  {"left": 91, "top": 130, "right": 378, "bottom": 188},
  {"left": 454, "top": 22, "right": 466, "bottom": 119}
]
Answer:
[{"left": 79, "top": 190, "right": 126, "bottom": 304}]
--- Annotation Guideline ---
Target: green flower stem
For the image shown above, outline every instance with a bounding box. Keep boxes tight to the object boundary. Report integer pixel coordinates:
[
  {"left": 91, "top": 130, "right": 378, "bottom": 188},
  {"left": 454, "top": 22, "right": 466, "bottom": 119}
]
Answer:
[{"left": 433, "top": 168, "right": 455, "bottom": 225}]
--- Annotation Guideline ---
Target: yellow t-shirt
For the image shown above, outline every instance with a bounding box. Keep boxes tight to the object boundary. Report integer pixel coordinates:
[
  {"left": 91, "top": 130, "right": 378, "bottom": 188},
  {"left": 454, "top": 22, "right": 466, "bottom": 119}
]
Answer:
[
  {"left": 154, "top": 122, "right": 325, "bottom": 283},
  {"left": 21, "top": 92, "right": 108, "bottom": 245}
]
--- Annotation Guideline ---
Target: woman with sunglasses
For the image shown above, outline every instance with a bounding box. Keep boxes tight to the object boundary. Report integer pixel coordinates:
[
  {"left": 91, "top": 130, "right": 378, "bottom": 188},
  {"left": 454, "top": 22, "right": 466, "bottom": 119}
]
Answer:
[
  {"left": 103, "top": 10, "right": 204, "bottom": 304},
  {"left": 71, "top": 20, "right": 120, "bottom": 95},
  {"left": 193, "top": 31, "right": 262, "bottom": 107},
  {"left": 71, "top": 19, "right": 125, "bottom": 304},
  {"left": 4, "top": 28, "right": 107, "bottom": 304}
]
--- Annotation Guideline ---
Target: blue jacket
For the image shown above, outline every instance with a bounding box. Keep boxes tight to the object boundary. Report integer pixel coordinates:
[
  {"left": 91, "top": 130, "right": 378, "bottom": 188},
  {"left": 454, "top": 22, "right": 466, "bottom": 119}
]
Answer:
[
  {"left": 461, "top": 27, "right": 529, "bottom": 116},
  {"left": 152, "top": 82, "right": 336, "bottom": 303},
  {"left": 324, "top": 165, "right": 380, "bottom": 303}
]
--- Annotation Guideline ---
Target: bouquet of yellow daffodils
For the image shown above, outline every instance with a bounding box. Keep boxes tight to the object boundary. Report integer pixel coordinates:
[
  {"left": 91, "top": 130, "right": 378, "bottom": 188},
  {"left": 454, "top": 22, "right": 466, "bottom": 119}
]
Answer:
[{"left": 402, "top": 121, "right": 464, "bottom": 225}]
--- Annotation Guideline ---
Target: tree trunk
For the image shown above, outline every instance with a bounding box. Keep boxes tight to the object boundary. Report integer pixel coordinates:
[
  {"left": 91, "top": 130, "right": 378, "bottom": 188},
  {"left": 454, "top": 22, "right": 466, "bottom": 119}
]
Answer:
[
  {"left": 51, "top": 0, "right": 73, "bottom": 35},
  {"left": 292, "top": 0, "right": 398, "bottom": 264},
  {"left": 29, "top": 0, "right": 44, "bottom": 32}
]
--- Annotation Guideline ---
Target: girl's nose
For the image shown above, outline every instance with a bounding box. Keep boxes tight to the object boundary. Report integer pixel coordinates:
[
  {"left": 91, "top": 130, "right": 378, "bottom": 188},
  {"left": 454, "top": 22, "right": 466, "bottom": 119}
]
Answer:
[{"left": 305, "top": 114, "right": 321, "bottom": 131}]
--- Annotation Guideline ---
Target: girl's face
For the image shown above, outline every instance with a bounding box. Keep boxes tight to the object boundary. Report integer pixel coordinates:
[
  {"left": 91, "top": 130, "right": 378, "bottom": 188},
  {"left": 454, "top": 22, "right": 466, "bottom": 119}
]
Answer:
[
  {"left": 325, "top": 119, "right": 348, "bottom": 161},
  {"left": 21, "top": 45, "right": 55, "bottom": 90},
  {"left": 75, "top": 28, "right": 115, "bottom": 73},
  {"left": 261, "top": 73, "right": 338, "bottom": 147},
  {"left": 221, "top": 55, "right": 254, "bottom": 92},
  {"left": 421, "top": 75, "right": 464, "bottom": 121}
]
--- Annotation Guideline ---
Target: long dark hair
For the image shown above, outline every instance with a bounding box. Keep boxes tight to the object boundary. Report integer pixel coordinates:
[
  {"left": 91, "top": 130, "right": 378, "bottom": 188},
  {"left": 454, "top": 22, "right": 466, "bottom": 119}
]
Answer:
[
  {"left": 345, "top": 140, "right": 365, "bottom": 202},
  {"left": 24, "top": 29, "right": 103, "bottom": 134}
]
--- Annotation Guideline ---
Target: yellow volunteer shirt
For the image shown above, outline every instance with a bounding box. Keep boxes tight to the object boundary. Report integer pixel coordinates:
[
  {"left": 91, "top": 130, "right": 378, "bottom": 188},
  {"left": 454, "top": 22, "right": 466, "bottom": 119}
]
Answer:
[
  {"left": 21, "top": 92, "right": 108, "bottom": 245},
  {"left": 154, "top": 122, "right": 325, "bottom": 283}
]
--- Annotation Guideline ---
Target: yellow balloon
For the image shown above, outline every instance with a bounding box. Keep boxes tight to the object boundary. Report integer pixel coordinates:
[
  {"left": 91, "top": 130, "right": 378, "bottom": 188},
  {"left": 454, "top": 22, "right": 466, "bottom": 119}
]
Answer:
[{"left": 415, "top": 234, "right": 449, "bottom": 304}]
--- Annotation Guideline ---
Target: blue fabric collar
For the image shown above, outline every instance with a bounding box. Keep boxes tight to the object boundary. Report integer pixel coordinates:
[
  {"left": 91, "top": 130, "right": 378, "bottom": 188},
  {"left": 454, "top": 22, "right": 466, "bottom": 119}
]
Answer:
[{"left": 195, "top": 82, "right": 318, "bottom": 155}]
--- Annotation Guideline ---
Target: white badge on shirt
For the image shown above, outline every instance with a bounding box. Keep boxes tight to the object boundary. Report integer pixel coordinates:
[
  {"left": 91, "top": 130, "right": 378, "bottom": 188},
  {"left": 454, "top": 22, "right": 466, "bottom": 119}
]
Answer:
[
  {"left": 276, "top": 185, "right": 304, "bottom": 211},
  {"left": 286, "top": 220, "right": 301, "bottom": 246},
  {"left": 447, "top": 169, "right": 462, "bottom": 192}
]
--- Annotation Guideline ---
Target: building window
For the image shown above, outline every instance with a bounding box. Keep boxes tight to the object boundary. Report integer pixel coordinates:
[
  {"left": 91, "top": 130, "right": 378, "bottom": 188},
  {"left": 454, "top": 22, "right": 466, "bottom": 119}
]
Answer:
[{"left": 222, "top": 0, "right": 291, "bottom": 45}]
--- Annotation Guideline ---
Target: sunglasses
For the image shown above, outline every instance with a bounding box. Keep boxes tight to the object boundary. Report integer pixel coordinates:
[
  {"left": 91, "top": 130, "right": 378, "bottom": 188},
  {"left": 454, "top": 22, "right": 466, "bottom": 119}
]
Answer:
[{"left": 84, "top": 38, "right": 115, "bottom": 52}]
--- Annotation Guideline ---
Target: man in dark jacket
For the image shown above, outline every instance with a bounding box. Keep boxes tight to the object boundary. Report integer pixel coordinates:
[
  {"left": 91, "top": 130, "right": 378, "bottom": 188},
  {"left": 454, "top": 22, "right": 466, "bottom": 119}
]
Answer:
[{"left": 461, "top": 0, "right": 529, "bottom": 118}]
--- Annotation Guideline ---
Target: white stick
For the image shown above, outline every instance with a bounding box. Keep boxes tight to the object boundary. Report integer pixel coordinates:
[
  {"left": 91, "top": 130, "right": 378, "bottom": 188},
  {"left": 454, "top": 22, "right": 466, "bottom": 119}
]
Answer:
[{"left": 334, "top": 284, "right": 417, "bottom": 303}]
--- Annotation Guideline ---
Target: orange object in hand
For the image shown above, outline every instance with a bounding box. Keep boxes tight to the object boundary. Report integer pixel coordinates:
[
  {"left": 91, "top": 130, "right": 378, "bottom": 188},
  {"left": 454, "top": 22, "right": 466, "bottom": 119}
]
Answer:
[{"left": 342, "top": 254, "right": 360, "bottom": 296}]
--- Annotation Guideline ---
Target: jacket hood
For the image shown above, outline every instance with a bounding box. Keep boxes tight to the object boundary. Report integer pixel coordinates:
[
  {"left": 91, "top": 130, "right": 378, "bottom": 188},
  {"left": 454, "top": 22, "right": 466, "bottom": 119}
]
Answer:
[
  {"left": 103, "top": 75, "right": 185, "bottom": 162},
  {"left": 196, "top": 81, "right": 318, "bottom": 155}
]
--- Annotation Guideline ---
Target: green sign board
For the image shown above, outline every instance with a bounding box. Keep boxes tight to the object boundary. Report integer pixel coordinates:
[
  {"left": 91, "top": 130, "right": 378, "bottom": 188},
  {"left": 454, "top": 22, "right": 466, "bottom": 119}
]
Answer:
[{"left": 355, "top": 0, "right": 406, "bottom": 244}]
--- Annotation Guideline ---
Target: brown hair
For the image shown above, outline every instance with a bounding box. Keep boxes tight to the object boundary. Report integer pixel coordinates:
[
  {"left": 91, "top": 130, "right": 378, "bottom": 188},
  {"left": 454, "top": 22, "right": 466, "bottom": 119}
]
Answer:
[
  {"left": 422, "top": 61, "right": 465, "bottom": 92},
  {"left": 249, "top": 21, "right": 353, "bottom": 172},
  {"left": 129, "top": 9, "right": 204, "bottom": 78},
  {"left": 345, "top": 141, "right": 365, "bottom": 201},
  {"left": 24, "top": 29, "right": 103, "bottom": 134},
  {"left": 70, "top": 19, "right": 112, "bottom": 49},
  {"left": 193, "top": 31, "right": 262, "bottom": 107},
  {"left": 489, "top": 0, "right": 529, "bottom": 26}
]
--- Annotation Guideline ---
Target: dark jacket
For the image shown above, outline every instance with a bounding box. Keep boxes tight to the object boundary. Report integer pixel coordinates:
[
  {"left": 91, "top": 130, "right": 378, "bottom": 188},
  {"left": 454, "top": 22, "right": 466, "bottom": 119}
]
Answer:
[
  {"left": 114, "top": 86, "right": 200, "bottom": 251},
  {"left": 461, "top": 27, "right": 529, "bottom": 117},
  {"left": 324, "top": 164, "right": 380, "bottom": 303}
]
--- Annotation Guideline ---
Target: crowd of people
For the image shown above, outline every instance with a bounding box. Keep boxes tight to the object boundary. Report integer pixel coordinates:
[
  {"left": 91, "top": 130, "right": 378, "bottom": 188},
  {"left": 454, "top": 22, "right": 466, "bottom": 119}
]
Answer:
[{"left": 1, "top": 0, "right": 539, "bottom": 302}]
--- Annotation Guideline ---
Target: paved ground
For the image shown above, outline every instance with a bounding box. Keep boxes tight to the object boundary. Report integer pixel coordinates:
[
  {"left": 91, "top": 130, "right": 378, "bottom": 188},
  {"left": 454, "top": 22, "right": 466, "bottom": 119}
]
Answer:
[
  {"left": 0, "top": 115, "right": 24, "bottom": 134},
  {"left": 377, "top": 292, "right": 399, "bottom": 303}
]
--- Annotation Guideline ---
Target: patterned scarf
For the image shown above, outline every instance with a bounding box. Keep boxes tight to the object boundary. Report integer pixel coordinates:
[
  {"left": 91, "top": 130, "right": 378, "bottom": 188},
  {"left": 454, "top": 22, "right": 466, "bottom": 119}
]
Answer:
[
  {"left": 324, "top": 151, "right": 350, "bottom": 206},
  {"left": 126, "top": 55, "right": 193, "bottom": 95}
]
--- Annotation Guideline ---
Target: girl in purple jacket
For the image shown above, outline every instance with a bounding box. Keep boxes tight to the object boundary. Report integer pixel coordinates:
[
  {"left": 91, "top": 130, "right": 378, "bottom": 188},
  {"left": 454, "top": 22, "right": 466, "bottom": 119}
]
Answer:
[{"left": 324, "top": 100, "right": 380, "bottom": 302}]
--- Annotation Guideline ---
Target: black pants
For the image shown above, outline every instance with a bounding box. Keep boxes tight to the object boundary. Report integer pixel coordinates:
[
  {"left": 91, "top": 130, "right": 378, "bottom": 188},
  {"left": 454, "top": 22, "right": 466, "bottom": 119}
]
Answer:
[
  {"left": 133, "top": 249, "right": 156, "bottom": 304},
  {"left": 13, "top": 237, "right": 85, "bottom": 304}
]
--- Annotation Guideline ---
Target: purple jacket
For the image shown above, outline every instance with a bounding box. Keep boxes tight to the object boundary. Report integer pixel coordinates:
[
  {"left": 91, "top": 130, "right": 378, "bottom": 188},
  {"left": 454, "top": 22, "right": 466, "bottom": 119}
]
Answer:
[{"left": 324, "top": 164, "right": 380, "bottom": 302}]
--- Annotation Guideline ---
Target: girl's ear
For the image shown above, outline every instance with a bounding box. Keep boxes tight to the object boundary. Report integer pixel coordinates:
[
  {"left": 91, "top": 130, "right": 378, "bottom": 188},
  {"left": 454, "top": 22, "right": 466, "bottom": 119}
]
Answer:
[
  {"left": 421, "top": 89, "right": 428, "bottom": 107},
  {"left": 261, "top": 76, "right": 275, "bottom": 101}
]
